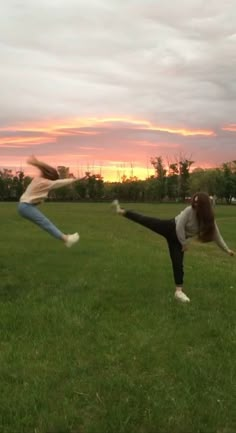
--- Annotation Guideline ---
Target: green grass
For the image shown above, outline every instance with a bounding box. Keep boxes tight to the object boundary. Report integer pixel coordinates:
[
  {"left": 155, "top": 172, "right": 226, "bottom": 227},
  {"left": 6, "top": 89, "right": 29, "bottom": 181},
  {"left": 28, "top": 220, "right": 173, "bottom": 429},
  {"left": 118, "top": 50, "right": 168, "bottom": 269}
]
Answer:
[{"left": 0, "top": 202, "right": 236, "bottom": 433}]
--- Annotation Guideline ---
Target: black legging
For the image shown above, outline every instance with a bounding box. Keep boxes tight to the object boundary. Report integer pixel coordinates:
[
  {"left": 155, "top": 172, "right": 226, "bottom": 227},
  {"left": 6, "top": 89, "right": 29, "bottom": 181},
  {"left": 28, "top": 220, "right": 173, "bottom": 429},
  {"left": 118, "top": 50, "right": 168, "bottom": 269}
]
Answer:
[{"left": 124, "top": 210, "right": 184, "bottom": 286}]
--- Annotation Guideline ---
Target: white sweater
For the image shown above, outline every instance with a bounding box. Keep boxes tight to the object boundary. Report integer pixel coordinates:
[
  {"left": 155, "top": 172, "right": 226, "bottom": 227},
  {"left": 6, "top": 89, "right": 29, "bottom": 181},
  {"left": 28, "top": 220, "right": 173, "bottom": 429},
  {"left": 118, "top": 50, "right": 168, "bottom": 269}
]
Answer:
[
  {"left": 175, "top": 206, "right": 230, "bottom": 253},
  {"left": 20, "top": 176, "right": 75, "bottom": 204}
]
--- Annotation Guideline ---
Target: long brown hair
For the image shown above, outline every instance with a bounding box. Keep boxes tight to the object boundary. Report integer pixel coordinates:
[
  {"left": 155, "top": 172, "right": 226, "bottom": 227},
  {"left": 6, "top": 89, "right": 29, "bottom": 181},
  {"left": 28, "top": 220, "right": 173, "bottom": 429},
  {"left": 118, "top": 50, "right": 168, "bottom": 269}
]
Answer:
[
  {"left": 28, "top": 156, "right": 59, "bottom": 180},
  {"left": 191, "top": 192, "right": 215, "bottom": 242}
]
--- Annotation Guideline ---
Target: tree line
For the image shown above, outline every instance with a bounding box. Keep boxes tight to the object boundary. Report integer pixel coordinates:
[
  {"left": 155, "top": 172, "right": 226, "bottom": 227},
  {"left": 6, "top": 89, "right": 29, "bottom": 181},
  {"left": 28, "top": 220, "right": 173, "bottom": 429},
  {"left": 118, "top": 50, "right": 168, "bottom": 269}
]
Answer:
[{"left": 1, "top": 158, "right": 236, "bottom": 203}]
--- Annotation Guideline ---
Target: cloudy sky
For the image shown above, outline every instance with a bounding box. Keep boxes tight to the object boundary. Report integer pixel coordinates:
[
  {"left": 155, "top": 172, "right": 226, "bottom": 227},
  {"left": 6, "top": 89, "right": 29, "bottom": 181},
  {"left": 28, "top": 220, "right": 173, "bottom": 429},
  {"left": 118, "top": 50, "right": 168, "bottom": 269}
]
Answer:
[{"left": 1, "top": 0, "right": 236, "bottom": 180}]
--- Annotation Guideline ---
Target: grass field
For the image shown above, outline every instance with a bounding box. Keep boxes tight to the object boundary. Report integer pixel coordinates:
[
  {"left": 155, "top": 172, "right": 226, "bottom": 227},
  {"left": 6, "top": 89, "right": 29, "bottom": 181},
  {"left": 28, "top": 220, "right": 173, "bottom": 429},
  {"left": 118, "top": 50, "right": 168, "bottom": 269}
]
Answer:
[{"left": 0, "top": 202, "right": 236, "bottom": 433}]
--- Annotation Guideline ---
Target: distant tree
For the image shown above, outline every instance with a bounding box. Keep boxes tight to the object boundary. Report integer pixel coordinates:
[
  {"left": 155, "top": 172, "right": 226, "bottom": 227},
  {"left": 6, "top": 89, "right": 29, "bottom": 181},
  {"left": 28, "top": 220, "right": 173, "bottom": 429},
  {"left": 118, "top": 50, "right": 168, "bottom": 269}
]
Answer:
[
  {"left": 150, "top": 156, "right": 167, "bottom": 200},
  {"left": 189, "top": 168, "right": 219, "bottom": 196},
  {"left": 80, "top": 172, "right": 105, "bottom": 200},
  {"left": 11, "top": 170, "right": 26, "bottom": 200},
  {"left": 178, "top": 158, "right": 194, "bottom": 201},
  {"left": 1, "top": 159, "right": 236, "bottom": 204},
  {"left": 0, "top": 169, "right": 13, "bottom": 200},
  {"left": 221, "top": 161, "right": 236, "bottom": 203},
  {"left": 166, "top": 162, "right": 179, "bottom": 200}
]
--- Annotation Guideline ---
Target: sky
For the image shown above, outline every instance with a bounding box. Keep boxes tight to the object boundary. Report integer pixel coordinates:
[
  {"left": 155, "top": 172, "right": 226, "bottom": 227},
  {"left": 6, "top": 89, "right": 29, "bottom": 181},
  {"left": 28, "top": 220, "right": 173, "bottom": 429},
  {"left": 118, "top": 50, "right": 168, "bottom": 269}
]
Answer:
[{"left": 0, "top": 0, "right": 236, "bottom": 181}]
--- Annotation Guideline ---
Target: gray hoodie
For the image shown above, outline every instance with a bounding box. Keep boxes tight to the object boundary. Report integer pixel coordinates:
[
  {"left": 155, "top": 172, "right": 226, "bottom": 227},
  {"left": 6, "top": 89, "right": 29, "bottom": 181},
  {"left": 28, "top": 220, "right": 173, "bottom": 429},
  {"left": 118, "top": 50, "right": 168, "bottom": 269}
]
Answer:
[{"left": 175, "top": 206, "right": 230, "bottom": 253}]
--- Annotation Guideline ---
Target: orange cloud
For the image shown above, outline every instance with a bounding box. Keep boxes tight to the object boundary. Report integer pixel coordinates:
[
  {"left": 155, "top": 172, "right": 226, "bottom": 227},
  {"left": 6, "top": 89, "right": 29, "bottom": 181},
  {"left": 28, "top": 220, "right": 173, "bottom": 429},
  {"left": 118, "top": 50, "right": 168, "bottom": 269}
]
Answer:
[
  {"left": 95, "top": 117, "right": 215, "bottom": 136},
  {"left": 222, "top": 124, "right": 236, "bottom": 132},
  {"left": 0, "top": 116, "right": 215, "bottom": 138},
  {"left": 136, "top": 140, "right": 180, "bottom": 148},
  {"left": 0, "top": 136, "right": 53, "bottom": 147}
]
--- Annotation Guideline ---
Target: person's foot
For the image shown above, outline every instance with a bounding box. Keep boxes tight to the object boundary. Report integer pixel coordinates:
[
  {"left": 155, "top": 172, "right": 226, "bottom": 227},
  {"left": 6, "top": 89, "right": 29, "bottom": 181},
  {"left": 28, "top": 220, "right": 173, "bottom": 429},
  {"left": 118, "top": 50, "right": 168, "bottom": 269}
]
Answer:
[
  {"left": 65, "top": 232, "right": 80, "bottom": 248},
  {"left": 175, "top": 290, "right": 190, "bottom": 303},
  {"left": 111, "top": 199, "right": 125, "bottom": 214}
]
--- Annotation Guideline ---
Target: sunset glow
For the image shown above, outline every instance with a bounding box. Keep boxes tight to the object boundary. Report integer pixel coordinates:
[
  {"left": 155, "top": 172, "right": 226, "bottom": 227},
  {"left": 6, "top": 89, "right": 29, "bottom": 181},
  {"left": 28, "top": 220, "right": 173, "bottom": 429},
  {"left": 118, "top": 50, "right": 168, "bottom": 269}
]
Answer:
[{"left": 0, "top": 117, "right": 234, "bottom": 181}]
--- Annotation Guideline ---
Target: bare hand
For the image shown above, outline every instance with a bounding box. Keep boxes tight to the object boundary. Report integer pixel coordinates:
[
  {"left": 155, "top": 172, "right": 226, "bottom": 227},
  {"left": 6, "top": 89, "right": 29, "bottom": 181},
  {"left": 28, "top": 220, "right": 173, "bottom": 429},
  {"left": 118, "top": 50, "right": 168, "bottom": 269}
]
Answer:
[
  {"left": 182, "top": 245, "right": 188, "bottom": 252},
  {"left": 26, "top": 155, "right": 37, "bottom": 165},
  {"left": 228, "top": 250, "right": 235, "bottom": 256}
]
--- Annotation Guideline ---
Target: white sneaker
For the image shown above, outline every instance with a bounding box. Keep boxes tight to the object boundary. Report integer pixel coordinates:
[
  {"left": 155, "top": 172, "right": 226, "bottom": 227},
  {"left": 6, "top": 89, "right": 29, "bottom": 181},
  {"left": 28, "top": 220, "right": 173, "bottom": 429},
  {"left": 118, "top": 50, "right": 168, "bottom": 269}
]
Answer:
[
  {"left": 111, "top": 199, "right": 124, "bottom": 214},
  {"left": 65, "top": 232, "right": 80, "bottom": 248},
  {"left": 175, "top": 290, "right": 190, "bottom": 303},
  {"left": 111, "top": 199, "right": 119, "bottom": 209}
]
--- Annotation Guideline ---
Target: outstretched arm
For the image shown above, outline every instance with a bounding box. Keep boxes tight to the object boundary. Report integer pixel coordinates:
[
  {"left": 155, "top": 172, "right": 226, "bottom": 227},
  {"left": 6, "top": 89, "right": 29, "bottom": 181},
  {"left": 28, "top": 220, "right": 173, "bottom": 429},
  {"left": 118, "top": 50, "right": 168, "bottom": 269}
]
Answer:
[
  {"left": 48, "top": 178, "right": 77, "bottom": 190},
  {"left": 214, "top": 223, "right": 235, "bottom": 256}
]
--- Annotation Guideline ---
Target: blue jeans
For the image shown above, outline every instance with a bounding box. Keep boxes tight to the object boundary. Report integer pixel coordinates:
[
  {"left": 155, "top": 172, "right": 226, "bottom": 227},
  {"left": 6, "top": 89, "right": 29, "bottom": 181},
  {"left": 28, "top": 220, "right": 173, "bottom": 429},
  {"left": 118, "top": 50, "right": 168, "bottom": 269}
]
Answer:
[{"left": 18, "top": 202, "right": 63, "bottom": 240}]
